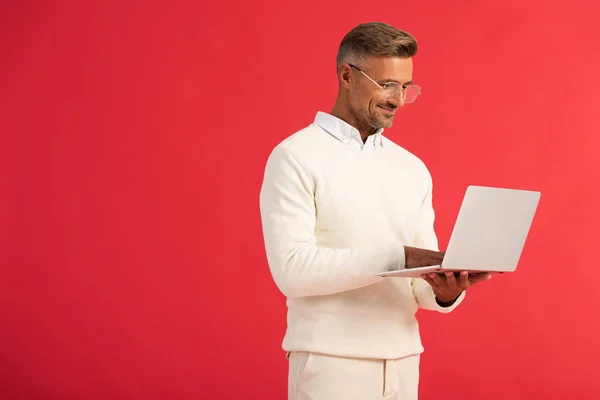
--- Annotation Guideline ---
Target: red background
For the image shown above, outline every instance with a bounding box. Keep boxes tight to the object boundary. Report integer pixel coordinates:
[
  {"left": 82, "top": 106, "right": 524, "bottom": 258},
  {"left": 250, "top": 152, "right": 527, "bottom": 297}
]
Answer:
[{"left": 3, "top": 1, "right": 600, "bottom": 399}]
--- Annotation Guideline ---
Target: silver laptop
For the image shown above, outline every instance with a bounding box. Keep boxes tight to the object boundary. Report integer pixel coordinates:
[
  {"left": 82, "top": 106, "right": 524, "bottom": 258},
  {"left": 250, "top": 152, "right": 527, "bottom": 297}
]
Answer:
[{"left": 375, "top": 185, "right": 541, "bottom": 278}]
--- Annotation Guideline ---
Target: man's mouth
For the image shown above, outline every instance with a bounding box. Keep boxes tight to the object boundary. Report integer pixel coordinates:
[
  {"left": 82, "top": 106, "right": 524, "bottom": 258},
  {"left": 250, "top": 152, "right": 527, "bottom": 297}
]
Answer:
[{"left": 378, "top": 105, "right": 397, "bottom": 115}]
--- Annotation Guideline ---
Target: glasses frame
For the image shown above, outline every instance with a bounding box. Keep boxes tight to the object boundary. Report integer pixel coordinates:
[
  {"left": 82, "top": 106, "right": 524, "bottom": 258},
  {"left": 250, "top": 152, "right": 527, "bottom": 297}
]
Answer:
[{"left": 348, "top": 63, "right": 421, "bottom": 103}]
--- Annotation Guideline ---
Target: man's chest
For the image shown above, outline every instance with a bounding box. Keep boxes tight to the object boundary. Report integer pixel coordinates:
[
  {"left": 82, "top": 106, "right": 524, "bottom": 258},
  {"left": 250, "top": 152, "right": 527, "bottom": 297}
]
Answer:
[{"left": 313, "top": 163, "right": 428, "bottom": 236}]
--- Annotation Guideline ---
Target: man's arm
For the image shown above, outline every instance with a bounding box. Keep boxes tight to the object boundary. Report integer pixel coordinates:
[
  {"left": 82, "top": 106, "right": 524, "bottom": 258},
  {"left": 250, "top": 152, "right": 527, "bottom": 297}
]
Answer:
[
  {"left": 410, "top": 176, "right": 466, "bottom": 312},
  {"left": 259, "top": 146, "right": 405, "bottom": 299}
]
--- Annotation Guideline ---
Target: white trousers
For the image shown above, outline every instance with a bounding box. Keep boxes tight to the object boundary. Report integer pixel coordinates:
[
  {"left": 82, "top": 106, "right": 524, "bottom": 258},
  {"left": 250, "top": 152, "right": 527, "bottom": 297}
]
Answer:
[{"left": 287, "top": 351, "right": 420, "bottom": 400}]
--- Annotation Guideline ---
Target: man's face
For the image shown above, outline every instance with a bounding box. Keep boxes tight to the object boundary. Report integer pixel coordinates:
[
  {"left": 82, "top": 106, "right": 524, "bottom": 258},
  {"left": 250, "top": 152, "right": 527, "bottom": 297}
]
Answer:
[{"left": 348, "top": 56, "right": 413, "bottom": 131}]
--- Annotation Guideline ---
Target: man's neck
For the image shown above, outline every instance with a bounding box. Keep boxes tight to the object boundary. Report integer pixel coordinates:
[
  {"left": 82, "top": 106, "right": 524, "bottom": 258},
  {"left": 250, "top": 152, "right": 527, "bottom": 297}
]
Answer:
[{"left": 330, "top": 104, "right": 375, "bottom": 143}]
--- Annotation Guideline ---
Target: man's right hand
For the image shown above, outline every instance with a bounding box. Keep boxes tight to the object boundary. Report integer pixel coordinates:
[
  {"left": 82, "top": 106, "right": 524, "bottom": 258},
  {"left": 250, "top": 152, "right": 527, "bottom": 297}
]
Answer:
[{"left": 404, "top": 246, "right": 445, "bottom": 269}]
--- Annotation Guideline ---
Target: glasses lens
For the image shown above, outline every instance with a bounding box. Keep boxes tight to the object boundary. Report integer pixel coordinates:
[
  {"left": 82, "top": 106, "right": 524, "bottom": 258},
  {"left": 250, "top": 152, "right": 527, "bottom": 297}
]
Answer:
[
  {"left": 404, "top": 86, "right": 420, "bottom": 103},
  {"left": 381, "top": 85, "right": 421, "bottom": 103},
  {"left": 381, "top": 84, "right": 400, "bottom": 101}
]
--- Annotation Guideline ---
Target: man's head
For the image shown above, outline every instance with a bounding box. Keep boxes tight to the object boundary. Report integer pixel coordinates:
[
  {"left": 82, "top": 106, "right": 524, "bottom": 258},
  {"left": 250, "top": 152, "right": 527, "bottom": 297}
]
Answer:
[{"left": 335, "top": 22, "right": 419, "bottom": 132}]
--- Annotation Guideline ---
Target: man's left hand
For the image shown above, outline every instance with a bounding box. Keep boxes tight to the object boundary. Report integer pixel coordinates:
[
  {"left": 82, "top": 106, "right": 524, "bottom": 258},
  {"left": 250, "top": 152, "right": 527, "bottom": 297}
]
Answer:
[{"left": 422, "top": 271, "right": 491, "bottom": 304}]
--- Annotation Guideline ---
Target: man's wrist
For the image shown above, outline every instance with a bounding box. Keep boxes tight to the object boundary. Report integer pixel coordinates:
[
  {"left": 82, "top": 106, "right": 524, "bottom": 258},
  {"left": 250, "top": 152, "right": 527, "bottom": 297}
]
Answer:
[{"left": 435, "top": 293, "right": 462, "bottom": 307}]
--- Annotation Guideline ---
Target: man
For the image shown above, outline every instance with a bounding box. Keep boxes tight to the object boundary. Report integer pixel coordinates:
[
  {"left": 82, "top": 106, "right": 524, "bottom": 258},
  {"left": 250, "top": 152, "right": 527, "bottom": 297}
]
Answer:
[{"left": 259, "top": 22, "right": 491, "bottom": 399}]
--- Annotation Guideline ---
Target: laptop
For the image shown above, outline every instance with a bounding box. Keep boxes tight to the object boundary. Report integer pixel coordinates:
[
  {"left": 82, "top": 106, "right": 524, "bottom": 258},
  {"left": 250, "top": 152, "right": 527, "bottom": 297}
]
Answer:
[{"left": 375, "top": 185, "right": 541, "bottom": 278}]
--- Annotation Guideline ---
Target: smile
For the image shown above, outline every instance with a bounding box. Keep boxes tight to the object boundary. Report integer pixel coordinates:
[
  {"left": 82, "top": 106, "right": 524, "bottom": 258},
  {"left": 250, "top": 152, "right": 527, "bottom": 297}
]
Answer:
[{"left": 378, "top": 106, "right": 397, "bottom": 115}]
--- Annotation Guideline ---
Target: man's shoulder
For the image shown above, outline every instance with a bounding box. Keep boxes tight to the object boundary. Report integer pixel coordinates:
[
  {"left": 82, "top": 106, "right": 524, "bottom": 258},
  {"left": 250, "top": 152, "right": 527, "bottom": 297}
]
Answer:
[
  {"left": 273, "top": 123, "right": 322, "bottom": 153},
  {"left": 265, "top": 122, "right": 329, "bottom": 165}
]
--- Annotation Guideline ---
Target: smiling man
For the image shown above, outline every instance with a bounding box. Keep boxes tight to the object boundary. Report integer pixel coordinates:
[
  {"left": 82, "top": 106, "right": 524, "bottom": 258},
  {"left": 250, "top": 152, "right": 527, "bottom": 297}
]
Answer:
[{"left": 259, "top": 22, "right": 490, "bottom": 399}]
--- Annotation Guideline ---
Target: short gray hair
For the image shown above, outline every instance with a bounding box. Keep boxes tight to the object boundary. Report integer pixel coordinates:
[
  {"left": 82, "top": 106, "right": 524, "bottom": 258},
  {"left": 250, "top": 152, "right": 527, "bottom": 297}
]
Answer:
[{"left": 336, "top": 22, "right": 418, "bottom": 69}]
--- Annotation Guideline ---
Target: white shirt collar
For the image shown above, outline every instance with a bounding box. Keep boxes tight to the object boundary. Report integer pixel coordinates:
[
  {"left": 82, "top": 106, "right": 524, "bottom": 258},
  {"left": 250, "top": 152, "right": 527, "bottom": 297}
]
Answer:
[{"left": 314, "top": 111, "right": 383, "bottom": 151}]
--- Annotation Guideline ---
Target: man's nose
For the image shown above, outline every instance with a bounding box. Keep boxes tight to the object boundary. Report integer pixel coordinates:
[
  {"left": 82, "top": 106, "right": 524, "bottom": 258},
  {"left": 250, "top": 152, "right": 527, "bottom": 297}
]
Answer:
[{"left": 386, "top": 94, "right": 404, "bottom": 108}]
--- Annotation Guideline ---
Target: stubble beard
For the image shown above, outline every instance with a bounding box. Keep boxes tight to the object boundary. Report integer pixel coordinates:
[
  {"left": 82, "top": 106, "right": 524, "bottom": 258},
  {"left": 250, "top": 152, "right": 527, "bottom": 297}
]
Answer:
[{"left": 349, "top": 98, "right": 394, "bottom": 132}]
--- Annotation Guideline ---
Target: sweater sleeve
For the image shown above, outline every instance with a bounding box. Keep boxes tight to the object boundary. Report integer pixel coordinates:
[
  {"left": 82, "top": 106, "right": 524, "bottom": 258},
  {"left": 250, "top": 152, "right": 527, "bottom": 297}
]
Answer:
[
  {"left": 410, "top": 173, "right": 465, "bottom": 312},
  {"left": 259, "top": 146, "right": 406, "bottom": 299}
]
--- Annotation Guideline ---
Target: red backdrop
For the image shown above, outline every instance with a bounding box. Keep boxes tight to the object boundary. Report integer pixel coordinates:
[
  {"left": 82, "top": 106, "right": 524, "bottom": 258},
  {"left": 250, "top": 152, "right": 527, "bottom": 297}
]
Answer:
[{"left": 3, "top": 1, "right": 600, "bottom": 399}]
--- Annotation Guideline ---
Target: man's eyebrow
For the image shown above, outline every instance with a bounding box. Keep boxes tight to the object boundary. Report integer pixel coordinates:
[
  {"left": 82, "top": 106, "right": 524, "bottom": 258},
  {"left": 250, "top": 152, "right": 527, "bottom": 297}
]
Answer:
[{"left": 380, "top": 79, "right": 413, "bottom": 85}]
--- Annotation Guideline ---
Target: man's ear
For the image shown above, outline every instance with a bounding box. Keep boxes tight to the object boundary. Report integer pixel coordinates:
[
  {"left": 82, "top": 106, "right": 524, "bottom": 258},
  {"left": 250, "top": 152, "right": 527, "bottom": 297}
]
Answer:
[{"left": 338, "top": 64, "right": 353, "bottom": 89}]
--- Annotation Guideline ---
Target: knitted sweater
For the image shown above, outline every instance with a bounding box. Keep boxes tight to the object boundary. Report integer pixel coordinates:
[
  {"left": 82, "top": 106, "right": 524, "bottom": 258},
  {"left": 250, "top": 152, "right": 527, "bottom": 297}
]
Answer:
[{"left": 259, "top": 113, "right": 464, "bottom": 359}]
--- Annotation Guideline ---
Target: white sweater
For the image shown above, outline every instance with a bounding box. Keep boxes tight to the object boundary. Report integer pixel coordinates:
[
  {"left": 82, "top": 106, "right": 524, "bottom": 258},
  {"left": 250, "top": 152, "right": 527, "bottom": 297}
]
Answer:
[{"left": 259, "top": 112, "right": 464, "bottom": 360}]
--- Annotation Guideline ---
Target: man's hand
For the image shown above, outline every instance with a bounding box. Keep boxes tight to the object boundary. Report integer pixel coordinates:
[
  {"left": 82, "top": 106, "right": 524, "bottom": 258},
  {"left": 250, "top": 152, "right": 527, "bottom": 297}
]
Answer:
[
  {"left": 403, "top": 246, "right": 492, "bottom": 304},
  {"left": 423, "top": 271, "right": 491, "bottom": 304},
  {"left": 404, "top": 246, "right": 445, "bottom": 269}
]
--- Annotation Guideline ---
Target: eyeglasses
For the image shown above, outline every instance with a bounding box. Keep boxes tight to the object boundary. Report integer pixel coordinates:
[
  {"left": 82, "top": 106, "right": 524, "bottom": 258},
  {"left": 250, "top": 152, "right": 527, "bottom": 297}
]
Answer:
[{"left": 348, "top": 63, "right": 421, "bottom": 104}]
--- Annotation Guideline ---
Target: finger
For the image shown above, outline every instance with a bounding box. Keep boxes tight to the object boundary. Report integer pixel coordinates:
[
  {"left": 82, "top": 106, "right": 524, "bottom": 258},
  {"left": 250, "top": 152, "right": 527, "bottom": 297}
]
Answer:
[
  {"left": 428, "top": 273, "right": 446, "bottom": 286},
  {"left": 469, "top": 273, "right": 492, "bottom": 285},
  {"left": 469, "top": 272, "right": 491, "bottom": 281},
  {"left": 422, "top": 275, "right": 435, "bottom": 286},
  {"left": 458, "top": 271, "right": 469, "bottom": 288},
  {"left": 423, "top": 249, "right": 444, "bottom": 263},
  {"left": 427, "top": 254, "right": 444, "bottom": 266},
  {"left": 444, "top": 271, "right": 457, "bottom": 288}
]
